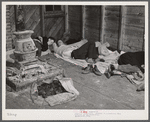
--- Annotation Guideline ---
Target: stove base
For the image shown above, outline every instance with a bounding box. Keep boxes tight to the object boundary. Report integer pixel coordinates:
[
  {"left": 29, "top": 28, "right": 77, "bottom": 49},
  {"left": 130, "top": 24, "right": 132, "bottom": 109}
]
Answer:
[{"left": 6, "top": 61, "right": 65, "bottom": 92}]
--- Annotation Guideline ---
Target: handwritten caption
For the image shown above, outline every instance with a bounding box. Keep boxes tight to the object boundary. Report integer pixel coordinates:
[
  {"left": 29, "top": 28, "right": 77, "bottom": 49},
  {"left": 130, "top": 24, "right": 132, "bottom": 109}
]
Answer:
[{"left": 7, "top": 113, "right": 17, "bottom": 117}]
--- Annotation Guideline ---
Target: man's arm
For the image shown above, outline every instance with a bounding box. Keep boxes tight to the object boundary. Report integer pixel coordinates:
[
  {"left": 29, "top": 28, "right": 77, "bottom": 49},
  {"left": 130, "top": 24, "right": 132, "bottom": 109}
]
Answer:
[
  {"left": 52, "top": 43, "right": 59, "bottom": 53},
  {"left": 67, "top": 39, "right": 88, "bottom": 48}
]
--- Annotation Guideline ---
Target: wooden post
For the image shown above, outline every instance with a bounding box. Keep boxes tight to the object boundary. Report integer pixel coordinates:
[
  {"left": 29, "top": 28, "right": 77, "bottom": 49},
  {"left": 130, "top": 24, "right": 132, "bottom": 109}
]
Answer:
[
  {"left": 41, "top": 5, "right": 45, "bottom": 37},
  {"left": 14, "top": 5, "right": 18, "bottom": 31},
  {"left": 100, "top": 5, "right": 105, "bottom": 43},
  {"left": 118, "top": 6, "right": 125, "bottom": 50},
  {"left": 65, "top": 5, "right": 69, "bottom": 32},
  {"left": 61, "top": 5, "right": 65, "bottom": 11},
  {"left": 82, "top": 5, "right": 86, "bottom": 39}
]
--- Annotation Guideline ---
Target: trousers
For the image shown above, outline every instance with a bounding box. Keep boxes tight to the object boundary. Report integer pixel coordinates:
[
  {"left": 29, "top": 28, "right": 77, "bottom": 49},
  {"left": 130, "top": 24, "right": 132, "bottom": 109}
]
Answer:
[
  {"left": 71, "top": 41, "right": 98, "bottom": 59},
  {"left": 118, "top": 64, "right": 140, "bottom": 73},
  {"left": 117, "top": 51, "right": 144, "bottom": 73}
]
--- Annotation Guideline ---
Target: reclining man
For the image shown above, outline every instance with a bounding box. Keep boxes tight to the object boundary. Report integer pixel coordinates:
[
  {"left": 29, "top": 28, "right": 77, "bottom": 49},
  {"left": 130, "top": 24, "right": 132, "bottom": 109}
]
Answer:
[
  {"left": 52, "top": 39, "right": 110, "bottom": 61},
  {"left": 107, "top": 51, "right": 144, "bottom": 76},
  {"left": 51, "top": 38, "right": 111, "bottom": 75},
  {"left": 106, "top": 51, "right": 145, "bottom": 91}
]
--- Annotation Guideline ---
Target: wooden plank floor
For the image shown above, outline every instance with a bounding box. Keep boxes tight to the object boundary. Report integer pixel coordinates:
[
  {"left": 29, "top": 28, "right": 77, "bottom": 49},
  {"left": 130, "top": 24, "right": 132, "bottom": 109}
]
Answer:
[{"left": 6, "top": 54, "right": 144, "bottom": 109}]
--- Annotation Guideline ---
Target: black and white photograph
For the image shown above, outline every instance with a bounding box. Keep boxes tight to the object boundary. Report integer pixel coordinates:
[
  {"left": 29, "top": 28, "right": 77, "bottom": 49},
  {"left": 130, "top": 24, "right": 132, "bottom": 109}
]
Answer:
[{"left": 2, "top": 1, "right": 149, "bottom": 120}]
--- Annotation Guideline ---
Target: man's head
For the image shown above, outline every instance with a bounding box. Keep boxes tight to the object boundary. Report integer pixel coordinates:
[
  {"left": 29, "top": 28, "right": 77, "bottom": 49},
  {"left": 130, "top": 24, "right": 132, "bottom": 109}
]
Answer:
[
  {"left": 36, "top": 36, "right": 56, "bottom": 51},
  {"left": 47, "top": 37, "right": 55, "bottom": 45},
  {"left": 57, "top": 40, "right": 65, "bottom": 47}
]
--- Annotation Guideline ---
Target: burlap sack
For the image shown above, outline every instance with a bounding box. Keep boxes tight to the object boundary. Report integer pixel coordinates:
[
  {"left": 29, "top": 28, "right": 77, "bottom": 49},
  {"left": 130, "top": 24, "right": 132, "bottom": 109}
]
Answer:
[{"left": 30, "top": 77, "right": 79, "bottom": 106}]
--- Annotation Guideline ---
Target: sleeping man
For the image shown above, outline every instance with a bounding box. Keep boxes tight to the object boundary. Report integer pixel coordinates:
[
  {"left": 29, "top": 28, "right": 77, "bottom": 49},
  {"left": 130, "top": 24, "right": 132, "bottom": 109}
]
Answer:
[
  {"left": 106, "top": 51, "right": 145, "bottom": 76},
  {"left": 50, "top": 39, "right": 111, "bottom": 75},
  {"left": 106, "top": 51, "right": 145, "bottom": 91},
  {"left": 52, "top": 39, "right": 111, "bottom": 63}
]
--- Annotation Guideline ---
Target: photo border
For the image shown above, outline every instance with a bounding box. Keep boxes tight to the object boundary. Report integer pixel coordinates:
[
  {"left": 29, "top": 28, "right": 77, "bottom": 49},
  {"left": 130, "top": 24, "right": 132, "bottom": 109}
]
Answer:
[{"left": 1, "top": 1, "right": 149, "bottom": 121}]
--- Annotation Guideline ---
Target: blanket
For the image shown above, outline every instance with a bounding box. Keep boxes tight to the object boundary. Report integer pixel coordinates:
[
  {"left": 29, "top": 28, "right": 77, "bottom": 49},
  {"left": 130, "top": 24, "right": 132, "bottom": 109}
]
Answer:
[
  {"left": 54, "top": 50, "right": 123, "bottom": 74},
  {"left": 54, "top": 50, "right": 145, "bottom": 91},
  {"left": 126, "top": 74, "right": 145, "bottom": 91}
]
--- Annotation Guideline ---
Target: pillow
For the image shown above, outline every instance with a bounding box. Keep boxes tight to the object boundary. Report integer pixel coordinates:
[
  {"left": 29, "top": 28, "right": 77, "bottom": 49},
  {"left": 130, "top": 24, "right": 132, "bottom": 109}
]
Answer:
[{"left": 98, "top": 42, "right": 110, "bottom": 56}]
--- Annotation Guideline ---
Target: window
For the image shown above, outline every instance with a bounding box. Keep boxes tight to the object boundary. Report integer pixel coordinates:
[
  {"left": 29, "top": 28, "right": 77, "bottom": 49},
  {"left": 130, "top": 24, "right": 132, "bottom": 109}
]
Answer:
[{"left": 44, "top": 5, "right": 64, "bottom": 17}]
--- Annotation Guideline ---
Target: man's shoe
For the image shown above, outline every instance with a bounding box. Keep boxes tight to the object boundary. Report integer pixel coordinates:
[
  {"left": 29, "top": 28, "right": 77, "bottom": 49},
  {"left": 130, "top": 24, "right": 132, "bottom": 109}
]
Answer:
[
  {"left": 82, "top": 64, "right": 93, "bottom": 74},
  {"left": 105, "top": 64, "right": 115, "bottom": 79},
  {"left": 94, "top": 58, "right": 105, "bottom": 63},
  {"left": 136, "top": 83, "right": 145, "bottom": 91},
  {"left": 93, "top": 65, "right": 102, "bottom": 76},
  {"left": 109, "top": 64, "right": 115, "bottom": 71},
  {"left": 104, "top": 71, "right": 114, "bottom": 79}
]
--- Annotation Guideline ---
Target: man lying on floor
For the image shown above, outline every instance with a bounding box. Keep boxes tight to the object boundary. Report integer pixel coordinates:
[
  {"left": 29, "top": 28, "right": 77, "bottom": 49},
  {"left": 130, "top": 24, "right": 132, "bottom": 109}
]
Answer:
[
  {"left": 106, "top": 51, "right": 145, "bottom": 91},
  {"left": 51, "top": 39, "right": 112, "bottom": 75},
  {"left": 106, "top": 51, "right": 145, "bottom": 77},
  {"left": 51, "top": 38, "right": 145, "bottom": 77},
  {"left": 50, "top": 38, "right": 145, "bottom": 90},
  {"left": 33, "top": 36, "right": 55, "bottom": 57},
  {"left": 52, "top": 39, "right": 111, "bottom": 61}
]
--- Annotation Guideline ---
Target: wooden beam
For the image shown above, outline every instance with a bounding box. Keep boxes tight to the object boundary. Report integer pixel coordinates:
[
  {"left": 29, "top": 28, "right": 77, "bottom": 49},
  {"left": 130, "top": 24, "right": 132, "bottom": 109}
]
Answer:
[
  {"left": 41, "top": 5, "right": 45, "bottom": 37},
  {"left": 100, "top": 5, "right": 105, "bottom": 43},
  {"left": 118, "top": 6, "right": 125, "bottom": 50},
  {"left": 65, "top": 5, "right": 69, "bottom": 32},
  {"left": 82, "top": 5, "right": 86, "bottom": 39}
]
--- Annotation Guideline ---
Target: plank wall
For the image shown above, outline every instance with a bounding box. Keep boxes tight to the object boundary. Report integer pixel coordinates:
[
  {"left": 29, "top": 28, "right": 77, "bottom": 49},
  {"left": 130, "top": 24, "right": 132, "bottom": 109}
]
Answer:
[
  {"left": 68, "top": 5, "right": 145, "bottom": 52},
  {"left": 44, "top": 16, "right": 65, "bottom": 41},
  {"left": 6, "top": 5, "right": 145, "bottom": 52},
  {"left": 121, "top": 6, "right": 145, "bottom": 52},
  {"left": 68, "top": 6, "right": 82, "bottom": 40},
  {"left": 102, "top": 6, "right": 121, "bottom": 49},
  {"left": 23, "top": 5, "right": 41, "bottom": 38},
  {"left": 85, "top": 6, "right": 101, "bottom": 42},
  {"left": 24, "top": 5, "right": 65, "bottom": 40}
]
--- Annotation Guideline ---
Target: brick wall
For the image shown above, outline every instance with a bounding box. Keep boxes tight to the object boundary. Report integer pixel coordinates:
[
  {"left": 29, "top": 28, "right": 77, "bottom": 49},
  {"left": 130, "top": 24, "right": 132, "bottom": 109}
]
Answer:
[{"left": 6, "top": 5, "right": 13, "bottom": 51}]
